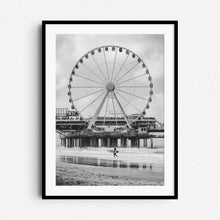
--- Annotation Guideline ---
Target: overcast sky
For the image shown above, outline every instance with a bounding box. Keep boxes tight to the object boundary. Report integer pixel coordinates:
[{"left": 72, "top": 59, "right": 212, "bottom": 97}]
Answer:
[{"left": 56, "top": 34, "right": 164, "bottom": 122}]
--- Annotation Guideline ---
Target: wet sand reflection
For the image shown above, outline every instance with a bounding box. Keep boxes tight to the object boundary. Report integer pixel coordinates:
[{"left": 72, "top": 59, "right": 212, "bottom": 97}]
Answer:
[{"left": 60, "top": 155, "right": 153, "bottom": 171}]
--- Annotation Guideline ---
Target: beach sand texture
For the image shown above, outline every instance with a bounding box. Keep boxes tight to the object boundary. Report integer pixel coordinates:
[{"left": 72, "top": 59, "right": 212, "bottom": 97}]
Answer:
[{"left": 56, "top": 146, "right": 164, "bottom": 186}]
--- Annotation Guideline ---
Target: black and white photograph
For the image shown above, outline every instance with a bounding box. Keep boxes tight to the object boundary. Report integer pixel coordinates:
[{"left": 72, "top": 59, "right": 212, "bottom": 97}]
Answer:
[
  {"left": 56, "top": 35, "right": 164, "bottom": 186},
  {"left": 43, "top": 21, "right": 177, "bottom": 198},
  {"left": 3, "top": 0, "right": 220, "bottom": 218}
]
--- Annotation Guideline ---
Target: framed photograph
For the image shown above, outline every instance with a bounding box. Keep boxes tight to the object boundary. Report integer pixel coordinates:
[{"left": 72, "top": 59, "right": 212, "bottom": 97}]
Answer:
[{"left": 42, "top": 20, "right": 178, "bottom": 199}]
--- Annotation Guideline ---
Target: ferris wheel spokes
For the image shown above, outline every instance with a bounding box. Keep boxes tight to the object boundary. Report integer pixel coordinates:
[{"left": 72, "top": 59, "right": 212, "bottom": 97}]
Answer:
[
  {"left": 117, "top": 85, "right": 149, "bottom": 88},
  {"left": 71, "top": 86, "right": 104, "bottom": 88},
  {"left": 114, "top": 90, "right": 143, "bottom": 115},
  {"left": 88, "top": 90, "right": 132, "bottom": 129},
  {"left": 116, "top": 88, "right": 149, "bottom": 102},
  {"left": 114, "top": 62, "right": 140, "bottom": 84},
  {"left": 91, "top": 54, "right": 108, "bottom": 82},
  {"left": 110, "top": 47, "right": 118, "bottom": 82},
  {"left": 112, "top": 53, "right": 130, "bottom": 83},
  {"left": 73, "top": 88, "right": 105, "bottom": 102},
  {"left": 112, "top": 91, "right": 131, "bottom": 128},
  {"left": 74, "top": 74, "right": 104, "bottom": 85},
  {"left": 82, "top": 63, "right": 106, "bottom": 84},
  {"left": 116, "top": 73, "right": 147, "bottom": 86},
  {"left": 111, "top": 93, "right": 118, "bottom": 126},
  {"left": 102, "top": 47, "right": 111, "bottom": 81},
  {"left": 79, "top": 90, "right": 106, "bottom": 114},
  {"left": 88, "top": 91, "right": 110, "bottom": 129},
  {"left": 103, "top": 94, "right": 110, "bottom": 126}
]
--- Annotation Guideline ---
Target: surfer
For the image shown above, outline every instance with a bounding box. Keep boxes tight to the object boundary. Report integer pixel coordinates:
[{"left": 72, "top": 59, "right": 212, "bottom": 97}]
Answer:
[{"left": 113, "top": 147, "right": 118, "bottom": 158}]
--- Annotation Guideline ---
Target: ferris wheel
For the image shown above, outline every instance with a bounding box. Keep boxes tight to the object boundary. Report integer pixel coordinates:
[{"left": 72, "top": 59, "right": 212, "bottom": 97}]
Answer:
[{"left": 67, "top": 45, "right": 153, "bottom": 129}]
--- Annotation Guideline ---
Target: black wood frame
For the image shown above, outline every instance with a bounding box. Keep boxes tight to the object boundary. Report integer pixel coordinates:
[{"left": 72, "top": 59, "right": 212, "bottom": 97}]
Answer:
[{"left": 42, "top": 20, "right": 178, "bottom": 200}]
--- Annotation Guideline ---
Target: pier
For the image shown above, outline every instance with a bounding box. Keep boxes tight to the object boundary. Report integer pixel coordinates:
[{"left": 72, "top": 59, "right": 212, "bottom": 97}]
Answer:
[{"left": 56, "top": 108, "right": 164, "bottom": 148}]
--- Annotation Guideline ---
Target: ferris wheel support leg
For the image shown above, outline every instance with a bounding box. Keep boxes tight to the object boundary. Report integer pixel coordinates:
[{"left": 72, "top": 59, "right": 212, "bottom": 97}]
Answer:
[
  {"left": 88, "top": 91, "right": 109, "bottom": 129},
  {"left": 112, "top": 92, "right": 131, "bottom": 129}
]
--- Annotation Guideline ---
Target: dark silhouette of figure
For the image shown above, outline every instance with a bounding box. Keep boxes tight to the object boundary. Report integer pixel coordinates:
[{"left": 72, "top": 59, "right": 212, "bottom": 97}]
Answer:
[{"left": 113, "top": 147, "right": 118, "bottom": 158}]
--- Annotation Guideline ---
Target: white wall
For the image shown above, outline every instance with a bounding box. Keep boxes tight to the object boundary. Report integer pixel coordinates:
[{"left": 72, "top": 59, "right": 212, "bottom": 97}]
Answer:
[{"left": 0, "top": 0, "right": 220, "bottom": 219}]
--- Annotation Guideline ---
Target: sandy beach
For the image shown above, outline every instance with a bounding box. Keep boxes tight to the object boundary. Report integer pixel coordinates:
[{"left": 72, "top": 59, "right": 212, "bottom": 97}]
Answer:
[{"left": 56, "top": 146, "right": 164, "bottom": 186}]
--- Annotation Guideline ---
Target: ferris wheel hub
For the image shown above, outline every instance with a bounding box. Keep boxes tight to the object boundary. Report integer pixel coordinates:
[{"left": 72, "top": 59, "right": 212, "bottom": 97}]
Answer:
[{"left": 105, "top": 82, "right": 115, "bottom": 91}]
